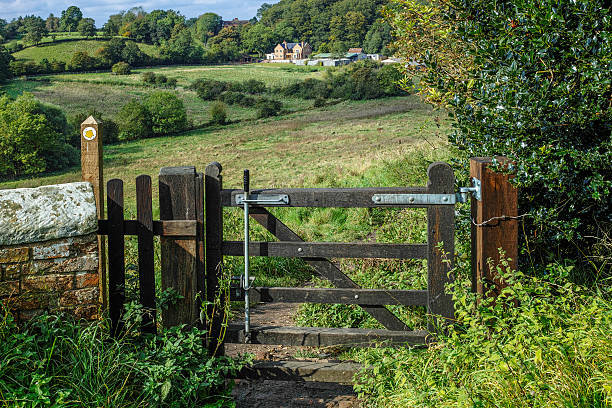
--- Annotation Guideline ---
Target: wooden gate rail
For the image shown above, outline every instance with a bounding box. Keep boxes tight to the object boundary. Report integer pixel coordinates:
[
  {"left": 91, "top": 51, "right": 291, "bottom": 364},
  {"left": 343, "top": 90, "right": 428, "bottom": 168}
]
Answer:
[{"left": 205, "top": 162, "right": 455, "bottom": 352}]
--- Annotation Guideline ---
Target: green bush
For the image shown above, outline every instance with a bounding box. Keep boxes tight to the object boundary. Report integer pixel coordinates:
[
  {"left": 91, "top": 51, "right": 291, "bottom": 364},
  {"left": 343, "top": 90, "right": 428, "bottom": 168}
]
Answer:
[
  {"left": 387, "top": 0, "right": 612, "bottom": 271},
  {"left": 255, "top": 98, "right": 283, "bottom": 119},
  {"left": 191, "top": 79, "right": 228, "bottom": 100},
  {"left": 143, "top": 91, "right": 187, "bottom": 135},
  {"left": 116, "top": 100, "right": 152, "bottom": 141},
  {"left": 142, "top": 71, "right": 156, "bottom": 84},
  {"left": 0, "top": 302, "right": 247, "bottom": 406},
  {"left": 111, "top": 61, "right": 131, "bottom": 75},
  {"left": 235, "top": 79, "right": 267, "bottom": 94},
  {"left": 154, "top": 74, "right": 168, "bottom": 85},
  {"left": 0, "top": 93, "right": 77, "bottom": 178},
  {"left": 209, "top": 101, "right": 228, "bottom": 125},
  {"left": 68, "top": 51, "right": 99, "bottom": 71},
  {"left": 355, "top": 261, "right": 612, "bottom": 406},
  {"left": 166, "top": 78, "right": 178, "bottom": 88}
]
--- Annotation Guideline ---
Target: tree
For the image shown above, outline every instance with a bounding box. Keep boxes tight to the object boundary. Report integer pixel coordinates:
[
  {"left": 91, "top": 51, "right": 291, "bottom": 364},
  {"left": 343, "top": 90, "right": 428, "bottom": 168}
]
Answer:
[
  {"left": 142, "top": 91, "right": 187, "bottom": 135},
  {"left": 60, "top": 6, "right": 83, "bottom": 32},
  {"left": 0, "top": 46, "right": 13, "bottom": 83},
  {"left": 45, "top": 14, "right": 60, "bottom": 32},
  {"left": 363, "top": 20, "right": 392, "bottom": 54},
  {"left": 78, "top": 18, "right": 96, "bottom": 37},
  {"left": 0, "top": 93, "right": 76, "bottom": 177},
  {"left": 387, "top": 0, "right": 612, "bottom": 269},
  {"left": 24, "top": 17, "right": 47, "bottom": 45},
  {"left": 103, "top": 13, "right": 123, "bottom": 36},
  {"left": 68, "top": 51, "right": 96, "bottom": 71},
  {"left": 116, "top": 100, "right": 151, "bottom": 141},
  {"left": 121, "top": 41, "right": 146, "bottom": 65},
  {"left": 257, "top": 3, "right": 274, "bottom": 20},
  {"left": 194, "top": 13, "right": 222, "bottom": 44},
  {"left": 241, "top": 24, "right": 276, "bottom": 56}
]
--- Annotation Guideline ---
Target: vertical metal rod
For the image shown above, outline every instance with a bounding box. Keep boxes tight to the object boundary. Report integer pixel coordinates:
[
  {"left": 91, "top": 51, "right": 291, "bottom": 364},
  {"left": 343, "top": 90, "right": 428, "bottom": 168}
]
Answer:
[{"left": 243, "top": 170, "right": 251, "bottom": 343}]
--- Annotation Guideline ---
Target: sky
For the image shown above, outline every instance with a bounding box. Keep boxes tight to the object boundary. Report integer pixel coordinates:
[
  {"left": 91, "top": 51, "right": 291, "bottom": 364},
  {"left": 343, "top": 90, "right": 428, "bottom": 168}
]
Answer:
[{"left": 0, "top": 1, "right": 277, "bottom": 25}]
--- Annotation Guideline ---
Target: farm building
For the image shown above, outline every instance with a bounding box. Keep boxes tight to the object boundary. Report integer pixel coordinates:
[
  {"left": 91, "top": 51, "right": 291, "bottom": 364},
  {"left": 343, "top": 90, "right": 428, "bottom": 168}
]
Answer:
[{"left": 222, "top": 18, "right": 250, "bottom": 27}]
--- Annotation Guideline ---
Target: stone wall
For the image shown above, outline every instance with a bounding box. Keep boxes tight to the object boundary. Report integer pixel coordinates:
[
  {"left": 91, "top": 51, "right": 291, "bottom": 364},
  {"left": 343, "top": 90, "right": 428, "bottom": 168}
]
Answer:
[{"left": 0, "top": 182, "right": 100, "bottom": 322}]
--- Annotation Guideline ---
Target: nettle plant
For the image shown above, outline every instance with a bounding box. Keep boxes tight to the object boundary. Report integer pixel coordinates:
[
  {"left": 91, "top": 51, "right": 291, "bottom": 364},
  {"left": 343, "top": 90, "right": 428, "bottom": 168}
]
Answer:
[{"left": 387, "top": 0, "right": 612, "bottom": 273}]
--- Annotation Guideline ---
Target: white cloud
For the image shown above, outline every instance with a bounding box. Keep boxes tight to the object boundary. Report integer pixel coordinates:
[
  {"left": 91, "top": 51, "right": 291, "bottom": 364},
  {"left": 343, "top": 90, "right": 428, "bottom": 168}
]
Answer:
[{"left": 0, "top": 0, "right": 271, "bottom": 24}]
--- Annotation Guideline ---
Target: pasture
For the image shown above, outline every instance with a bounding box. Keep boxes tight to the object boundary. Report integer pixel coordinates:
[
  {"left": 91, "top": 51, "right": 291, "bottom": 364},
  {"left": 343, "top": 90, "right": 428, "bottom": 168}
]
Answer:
[
  {"left": 3, "top": 64, "right": 327, "bottom": 126},
  {"left": 11, "top": 38, "right": 160, "bottom": 63}
]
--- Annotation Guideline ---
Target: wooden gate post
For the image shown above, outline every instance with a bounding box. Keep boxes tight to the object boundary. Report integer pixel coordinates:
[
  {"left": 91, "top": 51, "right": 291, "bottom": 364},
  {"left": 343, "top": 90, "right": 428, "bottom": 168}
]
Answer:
[
  {"left": 427, "top": 162, "right": 455, "bottom": 332},
  {"left": 81, "top": 116, "right": 107, "bottom": 310},
  {"left": 204, "top": 162, "right": 224, "bottom": 355},
  {"left": 470, "top": 157, "right": 518, "bottom": 297},
  {"left": 159, "top": 166, "right": 202, "bottom": 328}
]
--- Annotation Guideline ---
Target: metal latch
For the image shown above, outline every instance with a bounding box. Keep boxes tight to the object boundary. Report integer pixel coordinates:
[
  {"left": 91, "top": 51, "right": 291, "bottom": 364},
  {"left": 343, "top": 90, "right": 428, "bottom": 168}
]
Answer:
[
  {"left": 235, "top": 193, "right": 289, "bottom": 205},
  {"left": 458, "top": 177, "right": 481, "bottom": 202},
  {"left": 371, "top": 178, "right": 481, "bottom": 205}
]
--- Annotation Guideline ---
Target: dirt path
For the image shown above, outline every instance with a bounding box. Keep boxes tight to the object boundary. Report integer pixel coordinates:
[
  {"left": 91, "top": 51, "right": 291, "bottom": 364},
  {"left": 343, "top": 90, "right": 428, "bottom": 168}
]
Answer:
[{"left": 227, "top": 303, "right": 362, "bottom": 407}]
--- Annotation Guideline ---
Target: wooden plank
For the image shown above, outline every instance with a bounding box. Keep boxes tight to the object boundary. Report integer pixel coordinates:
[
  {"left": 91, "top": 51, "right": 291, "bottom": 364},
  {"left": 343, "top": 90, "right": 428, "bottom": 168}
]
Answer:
[
  {"left": 237, "top": 360, "right": 363, "bottom": 384},
  {"left": 81, "top": 116, "right": 106, "bottom": 310},
  {"left": 229, "top": 287, "right": 428, "bottom": 306},
  {"left": 159, "top": 167, "right": 199, "bottom": 328},
  {"left": 195, "top": 172, "right": 205, "bottom": 331},
  {"left": 107, "top": 179, "right": 125, "bottom": 337},
  {"left": 470, "top": 157, "right": 518, "bottom": 296},
  {"left": 98, "top": 220, "right": 196, "bottom": 237},
  {"left": 205, "top": 162, "right": 224, "bottom": 356},
  {"left": 136, "top": 175, "right": 156, "bottom": 335},
  {"left": 249, "top": 207, "right": 409, "bottom": 331},
  {"left": 222, "top": 241, "right": 427, "bottom": 259},
  {"left": 426, "top": 162, "right": 455, "bottom": 332},
  {"left": 221, "top": 187, "right": 428, "bottom": 208},
  {"left": 226, "top": 324, "right": 429, "bottom": 347}
]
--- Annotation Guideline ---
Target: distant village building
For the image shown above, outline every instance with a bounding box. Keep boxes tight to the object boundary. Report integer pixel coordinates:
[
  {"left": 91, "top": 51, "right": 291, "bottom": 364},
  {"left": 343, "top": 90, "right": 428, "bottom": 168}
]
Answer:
[
  {"left": 222, "top": 18, "right": 250, "bottom": 28},
  {"left": 273, "top": 41, "right": 313, "bottom": 60},
  {"left": 348, "top": 48, "right": 363, "bottom": 53}
]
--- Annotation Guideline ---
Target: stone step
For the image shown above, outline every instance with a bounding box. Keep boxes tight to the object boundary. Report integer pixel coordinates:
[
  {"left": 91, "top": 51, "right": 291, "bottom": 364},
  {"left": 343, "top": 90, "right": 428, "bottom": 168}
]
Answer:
[
  {"left": 237, "top": 360, "right": 364, "bottom": 384},
  {"left": 226, "top": 324, "right": 429, "bottom": 347}
]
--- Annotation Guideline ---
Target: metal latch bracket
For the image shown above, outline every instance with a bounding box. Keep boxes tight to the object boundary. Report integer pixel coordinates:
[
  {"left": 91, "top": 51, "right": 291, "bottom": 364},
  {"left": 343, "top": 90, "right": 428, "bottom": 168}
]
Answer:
[{"left": 235, "top": 193, "right": 290, "bottom": 206}]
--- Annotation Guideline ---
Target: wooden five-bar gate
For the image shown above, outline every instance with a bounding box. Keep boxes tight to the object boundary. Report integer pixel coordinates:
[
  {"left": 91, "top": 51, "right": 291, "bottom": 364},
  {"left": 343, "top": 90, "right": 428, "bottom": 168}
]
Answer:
[
  {"left": 96, "top": 158, "right": 517, "bottom": 380},
  {"left": 206, "top": 161, "right": 455, "bottom": 350}
]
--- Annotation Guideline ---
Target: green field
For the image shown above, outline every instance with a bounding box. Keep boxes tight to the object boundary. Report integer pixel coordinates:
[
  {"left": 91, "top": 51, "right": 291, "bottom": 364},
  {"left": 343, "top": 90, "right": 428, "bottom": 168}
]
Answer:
[
  {"left": 2, "top": 64, "right": 327, "bottom": 126},
  {"left": 0, "top": 62, "right": 453, "bottom": 329},
  {"left": 11, "top": 38, "right": 160, "bottom": 63}
]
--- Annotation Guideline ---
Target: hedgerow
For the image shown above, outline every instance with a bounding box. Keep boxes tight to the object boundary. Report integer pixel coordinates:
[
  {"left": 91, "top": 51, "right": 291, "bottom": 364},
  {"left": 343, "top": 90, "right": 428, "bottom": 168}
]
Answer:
[{"left": 386, "top": 0, "right": 612, "bottom": 273}]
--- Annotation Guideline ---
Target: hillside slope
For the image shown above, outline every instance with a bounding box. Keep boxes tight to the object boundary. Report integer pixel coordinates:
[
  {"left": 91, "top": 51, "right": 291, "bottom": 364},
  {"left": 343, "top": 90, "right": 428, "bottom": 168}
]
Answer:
[{"left": 12, "top": 39, "right": 160, "bottom": 64}]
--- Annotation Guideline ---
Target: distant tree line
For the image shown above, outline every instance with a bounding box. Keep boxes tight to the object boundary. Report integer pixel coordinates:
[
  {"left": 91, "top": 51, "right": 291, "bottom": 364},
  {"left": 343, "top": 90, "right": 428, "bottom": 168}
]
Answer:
[{"left": 0, "top": 1, "right": 396, "bottom": 80}]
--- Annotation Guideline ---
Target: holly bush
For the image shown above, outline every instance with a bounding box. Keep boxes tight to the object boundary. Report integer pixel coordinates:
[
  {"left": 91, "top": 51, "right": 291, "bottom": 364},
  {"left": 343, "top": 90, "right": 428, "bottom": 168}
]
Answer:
[{"left": 387, "top": 0, "right": 611, "bottom": 272}]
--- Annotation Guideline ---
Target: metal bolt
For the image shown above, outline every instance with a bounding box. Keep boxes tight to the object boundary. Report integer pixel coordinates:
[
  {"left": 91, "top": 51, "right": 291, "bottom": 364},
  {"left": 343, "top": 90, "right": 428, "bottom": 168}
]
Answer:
[
  {"left": 374, "top": 196, "right": 381, "bottom": 202},
  {"left": 442, "top": 196, "right": 449, "bottom": 202},
  {"left": 354, "top": 295, "right": 359, "bottom": 299},
  {"left": 409, "top": 197, "right": 415, "bottom": 203},
  {"left": 297, "top": 247, "right": 303, "bottom": 253}
]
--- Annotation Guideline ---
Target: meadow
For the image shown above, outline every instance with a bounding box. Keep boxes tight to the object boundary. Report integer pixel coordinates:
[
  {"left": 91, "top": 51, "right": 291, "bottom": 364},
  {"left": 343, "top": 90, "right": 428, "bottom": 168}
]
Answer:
[
  {"left": 8, "top": 35, "right": 161, "bottom": 64},
  {"left": 3, "top": 64, "right": 326, "bottom": 126}
]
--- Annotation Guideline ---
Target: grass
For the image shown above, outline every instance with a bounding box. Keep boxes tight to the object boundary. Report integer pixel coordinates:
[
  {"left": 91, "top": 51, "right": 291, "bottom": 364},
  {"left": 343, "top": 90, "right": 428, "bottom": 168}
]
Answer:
[
  {"left": 0, "top": 87, "right": 452, "bottom": 300},
  {"left": 11, "top": 38, "right": 160, "bottom": 64},
  {"left": 2, "top": 64, "right": 326, "bottom": 126}
]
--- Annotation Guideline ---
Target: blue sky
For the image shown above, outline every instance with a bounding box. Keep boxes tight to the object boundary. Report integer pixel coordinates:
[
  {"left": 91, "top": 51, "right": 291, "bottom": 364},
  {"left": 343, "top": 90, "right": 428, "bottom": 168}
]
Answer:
[{"left": 0, "top": 1, "right": 277, "bottom": 25}]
